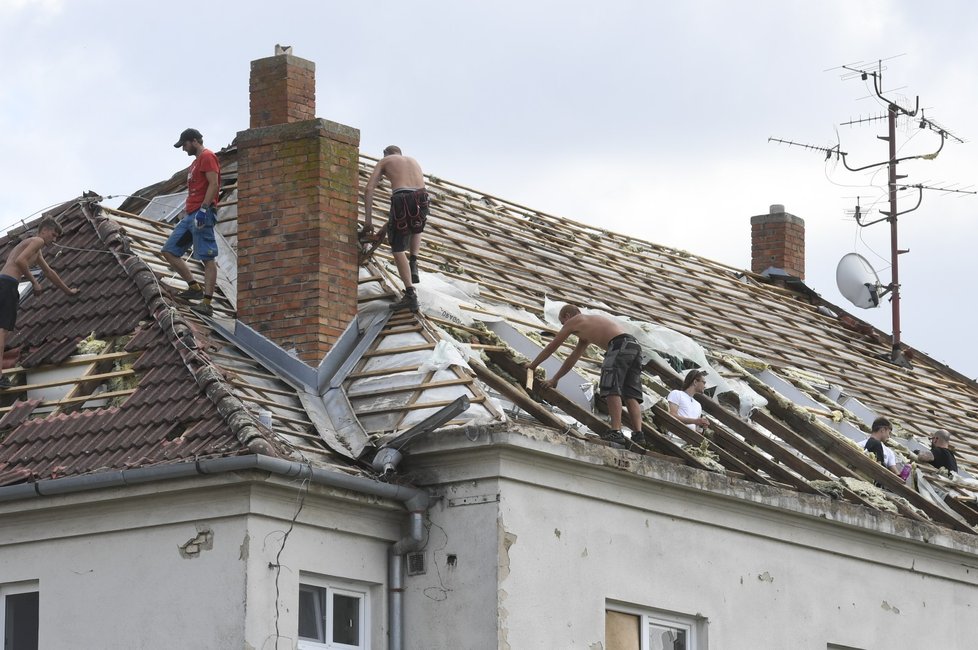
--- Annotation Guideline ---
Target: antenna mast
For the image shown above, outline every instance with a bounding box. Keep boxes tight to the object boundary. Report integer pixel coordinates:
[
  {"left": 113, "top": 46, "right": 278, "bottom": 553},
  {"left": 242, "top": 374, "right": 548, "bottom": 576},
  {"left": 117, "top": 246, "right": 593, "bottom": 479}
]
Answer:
[{"left": 770, "top": 58, "right": 973, "bottom": 365}]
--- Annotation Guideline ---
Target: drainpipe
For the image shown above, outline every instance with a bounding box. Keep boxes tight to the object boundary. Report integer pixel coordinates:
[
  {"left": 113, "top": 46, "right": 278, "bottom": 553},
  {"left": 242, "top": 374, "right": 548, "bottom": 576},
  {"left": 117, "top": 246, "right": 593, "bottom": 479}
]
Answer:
[
  {"left": 389, "top": 509, "right": 425, "bottom": 650},
  {"left": 0, "top": 454, "right": 429, "bottom": 646}
]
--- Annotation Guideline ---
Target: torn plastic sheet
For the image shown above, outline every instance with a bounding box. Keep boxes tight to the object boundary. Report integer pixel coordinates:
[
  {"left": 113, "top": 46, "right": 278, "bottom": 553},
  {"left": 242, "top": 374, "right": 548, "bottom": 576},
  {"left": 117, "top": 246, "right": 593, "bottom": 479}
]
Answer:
[
  {"left": 473, "top": 300, "right": 548, "bottom": 328},
  {"left": 541, "top": 297, "right": 737, "bottom": 400},
  {"left": 346, "top": 328, "right": 505, "bottom": 434},
  {"left": 715, "top": 376, "right": 768, "bottom": 418},
  {"left": 357, "top": 373, "right": 498, "bottom": 435},
  {"left": 419, "top": 340, "right": 469, "bottom": 374},
  {"left": 358, "top": 265, "right": 387, "bottom": 299}
]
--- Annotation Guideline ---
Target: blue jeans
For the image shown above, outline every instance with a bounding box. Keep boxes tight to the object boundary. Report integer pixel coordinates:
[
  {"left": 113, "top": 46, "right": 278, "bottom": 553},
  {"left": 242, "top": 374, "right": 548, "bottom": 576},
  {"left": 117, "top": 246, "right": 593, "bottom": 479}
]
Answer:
[{"left": 161, "top": 208, "right": 218, "bottom": 262}]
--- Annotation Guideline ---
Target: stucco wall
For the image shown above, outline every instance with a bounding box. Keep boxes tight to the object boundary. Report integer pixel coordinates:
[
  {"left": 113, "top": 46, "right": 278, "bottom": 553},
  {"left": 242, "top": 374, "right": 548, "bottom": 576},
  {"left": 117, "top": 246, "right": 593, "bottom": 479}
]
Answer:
[
  {"left": 404, "top": 428, "right": 978, "bottom": 650},
  {"left": 0, "top": 472, "right": 402, "bottom": 650}
]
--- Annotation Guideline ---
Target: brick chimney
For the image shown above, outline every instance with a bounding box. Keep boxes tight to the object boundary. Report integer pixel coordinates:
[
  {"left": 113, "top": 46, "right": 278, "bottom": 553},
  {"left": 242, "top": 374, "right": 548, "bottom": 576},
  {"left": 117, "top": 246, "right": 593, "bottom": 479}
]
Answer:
[
  {"left": 236, "top": 49, "right": 361, "bottom": 363},
  {"left": 750, "top": 204, "right": 805, "bottom": 279}
]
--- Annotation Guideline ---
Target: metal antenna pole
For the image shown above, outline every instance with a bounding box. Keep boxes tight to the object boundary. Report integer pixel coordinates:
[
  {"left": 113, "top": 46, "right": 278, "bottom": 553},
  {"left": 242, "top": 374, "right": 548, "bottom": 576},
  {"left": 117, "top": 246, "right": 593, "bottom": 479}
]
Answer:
[
  {"left": 771, "top": 58, "right": 973, "bottom": 366},
  {"left": 885, "top": 104, "right": 902, "bottom": 350}
]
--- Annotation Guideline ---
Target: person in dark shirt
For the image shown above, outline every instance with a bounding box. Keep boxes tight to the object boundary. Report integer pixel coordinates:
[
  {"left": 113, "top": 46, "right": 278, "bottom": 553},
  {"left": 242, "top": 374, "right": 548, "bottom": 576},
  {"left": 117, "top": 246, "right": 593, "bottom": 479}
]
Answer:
[
  {"left": 860, "top": 417, "right": 898, "bottom": 474},
  {"left": 913, "top": 429, "right": 959, "bottom": 473}
]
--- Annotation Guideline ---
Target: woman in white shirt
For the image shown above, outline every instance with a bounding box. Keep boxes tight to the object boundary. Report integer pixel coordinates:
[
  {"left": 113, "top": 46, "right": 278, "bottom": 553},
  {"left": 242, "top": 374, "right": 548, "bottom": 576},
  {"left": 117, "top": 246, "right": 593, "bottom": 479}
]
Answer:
[{"left": 667, "top": 369, "right": 709, "bottom": 430}]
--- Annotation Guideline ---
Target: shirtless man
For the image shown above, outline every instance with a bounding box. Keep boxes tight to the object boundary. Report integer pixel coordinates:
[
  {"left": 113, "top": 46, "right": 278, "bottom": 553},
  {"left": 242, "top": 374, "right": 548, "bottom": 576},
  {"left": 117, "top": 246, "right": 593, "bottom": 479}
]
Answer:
[
  {"left": 0, "top": 218, "right": 79, "bottom": 387},
  {"left": 364, "top": 145, "right": 429, "bottom": 312},
  {"left": 528, "top": 304, "right": 645, "bottom": 448}
]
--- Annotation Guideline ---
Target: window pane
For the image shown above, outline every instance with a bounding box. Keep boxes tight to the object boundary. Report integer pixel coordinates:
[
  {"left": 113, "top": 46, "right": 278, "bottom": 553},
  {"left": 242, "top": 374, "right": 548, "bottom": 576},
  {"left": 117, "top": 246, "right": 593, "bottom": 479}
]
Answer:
[
  {"left": 332, "top": 594, "right": 360, "bottom": 646},
  {"left": 298, "top": 585, "right": 325, "bottom": 641},
  {"left": 649, "top": 622, "right": 687, "bottom": 650},
  {"left": 5, "top": 591, "right": 39, "bottom": 650}
]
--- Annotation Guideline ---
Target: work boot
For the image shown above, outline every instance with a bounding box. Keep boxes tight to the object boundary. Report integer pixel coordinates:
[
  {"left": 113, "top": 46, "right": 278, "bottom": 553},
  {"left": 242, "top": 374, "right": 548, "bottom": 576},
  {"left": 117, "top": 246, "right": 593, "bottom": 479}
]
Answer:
[
  {"left": 190, "top": 302, "right": 213, "bottom": 317},
  {"left": 390, "top": 288, "right": 419, "bottom": 312},
  {"left": 409, "top": 254, "right": 420, "bottom": 284},
  {"left": 630, "top": 431, "right": 648, "bottom": 449},
  {"left": 177, "top": 285, "right": 204, "bottom": 301},
  {"left": 600, "top": 429, "right": 629, "bottom": 447}
]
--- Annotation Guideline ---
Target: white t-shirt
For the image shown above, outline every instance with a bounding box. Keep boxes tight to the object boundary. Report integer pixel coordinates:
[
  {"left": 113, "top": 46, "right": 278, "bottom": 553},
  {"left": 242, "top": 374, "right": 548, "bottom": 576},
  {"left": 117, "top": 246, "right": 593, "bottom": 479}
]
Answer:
[
  {"left": 860, "top": 437, "right": 897, "bottom": 469},
  {"left": 667, "top": 389, "right": 701, "bottom": 429}
]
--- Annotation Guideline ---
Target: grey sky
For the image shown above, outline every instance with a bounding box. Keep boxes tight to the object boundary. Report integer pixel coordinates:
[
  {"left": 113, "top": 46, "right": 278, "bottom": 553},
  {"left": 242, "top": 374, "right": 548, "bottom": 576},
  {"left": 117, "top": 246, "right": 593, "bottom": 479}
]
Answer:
[{"left": 1, "top": 0, "right": 976, "bottom": 378}]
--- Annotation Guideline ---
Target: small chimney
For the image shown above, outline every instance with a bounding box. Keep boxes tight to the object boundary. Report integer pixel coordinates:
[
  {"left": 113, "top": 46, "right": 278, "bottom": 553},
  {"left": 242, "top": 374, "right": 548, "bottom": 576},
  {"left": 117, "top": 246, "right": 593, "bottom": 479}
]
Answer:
[
  {"left": 236, "top": 48, "right": 361, "bottom": 363},
  {"left": 750, "top": 204, "right": 805, "bottom": 279}
]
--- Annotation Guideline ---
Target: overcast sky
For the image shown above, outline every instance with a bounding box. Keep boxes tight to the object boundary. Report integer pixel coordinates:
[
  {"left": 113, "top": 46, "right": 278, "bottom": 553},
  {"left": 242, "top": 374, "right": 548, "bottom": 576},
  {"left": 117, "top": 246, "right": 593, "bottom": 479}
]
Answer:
[{"left": 1, "top": 0, "right": 976, "bottom": 378}]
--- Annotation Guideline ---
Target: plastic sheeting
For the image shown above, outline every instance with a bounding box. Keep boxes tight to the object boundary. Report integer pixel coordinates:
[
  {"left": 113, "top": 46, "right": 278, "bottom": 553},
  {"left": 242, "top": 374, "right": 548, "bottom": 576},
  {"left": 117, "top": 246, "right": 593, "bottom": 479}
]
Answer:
[{"left": 540, "top": 297, "right": 768, "bottom": 414}]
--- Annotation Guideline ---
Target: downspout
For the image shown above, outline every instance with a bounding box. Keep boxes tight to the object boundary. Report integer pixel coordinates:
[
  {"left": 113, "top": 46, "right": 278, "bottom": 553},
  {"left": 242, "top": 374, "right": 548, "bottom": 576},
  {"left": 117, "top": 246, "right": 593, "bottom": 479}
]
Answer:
[
  {"left": 389, "top": 509, "right": 425, "bottom": 650},
  {"left": 0, "top": 454, "right": 429, "bottom": 646}
]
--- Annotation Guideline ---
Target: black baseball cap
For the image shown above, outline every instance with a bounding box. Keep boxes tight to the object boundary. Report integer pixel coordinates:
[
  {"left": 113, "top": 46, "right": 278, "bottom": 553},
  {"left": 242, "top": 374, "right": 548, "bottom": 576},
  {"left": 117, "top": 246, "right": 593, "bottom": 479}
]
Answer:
[{"left": 173, "top": 128, "right": 203, "bottom": 148}]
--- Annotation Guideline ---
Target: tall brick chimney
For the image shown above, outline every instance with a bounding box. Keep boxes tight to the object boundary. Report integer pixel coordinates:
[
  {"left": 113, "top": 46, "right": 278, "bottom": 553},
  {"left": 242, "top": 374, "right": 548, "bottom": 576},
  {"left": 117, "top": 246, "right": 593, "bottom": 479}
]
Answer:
[
  {"left": 236, "top": 49, "right": 361, "bottom": 363},
  {"left": 750, "top": 204, "right": 805, "bottom": 279}
]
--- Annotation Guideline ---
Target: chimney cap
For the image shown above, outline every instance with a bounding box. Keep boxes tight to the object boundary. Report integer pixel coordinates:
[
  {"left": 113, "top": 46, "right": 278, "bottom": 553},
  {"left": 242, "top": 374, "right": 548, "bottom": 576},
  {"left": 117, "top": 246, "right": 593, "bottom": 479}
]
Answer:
[{"left": 769, "top": 204, "right": 785, "bottom": 214}]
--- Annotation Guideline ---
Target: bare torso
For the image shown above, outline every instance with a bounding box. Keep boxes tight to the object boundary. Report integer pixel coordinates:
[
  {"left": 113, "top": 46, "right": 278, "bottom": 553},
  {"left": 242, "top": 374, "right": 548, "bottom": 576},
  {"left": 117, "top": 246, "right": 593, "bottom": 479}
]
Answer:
[
  {"left": 0, "top": 237, "right": 43, "bottom": 279},
  {"left": 380, "top": 155, "right": 425, "bottom": 190},
  {"left": 568, "top": 314, "right": 627, "bottom": 350}
]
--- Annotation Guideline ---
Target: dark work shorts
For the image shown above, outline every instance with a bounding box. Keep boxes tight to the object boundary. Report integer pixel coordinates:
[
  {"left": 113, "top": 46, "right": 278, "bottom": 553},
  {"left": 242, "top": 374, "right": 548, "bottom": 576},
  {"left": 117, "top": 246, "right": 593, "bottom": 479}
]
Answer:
[
  {"left": 387, "top": 188, "right": 430, "bottom": 253},
  {"left": 0, "top": 274, "right": 20, "bottom": 331},
  {"left": 598, "top": 333, "right": 644, "bottom": 402}
]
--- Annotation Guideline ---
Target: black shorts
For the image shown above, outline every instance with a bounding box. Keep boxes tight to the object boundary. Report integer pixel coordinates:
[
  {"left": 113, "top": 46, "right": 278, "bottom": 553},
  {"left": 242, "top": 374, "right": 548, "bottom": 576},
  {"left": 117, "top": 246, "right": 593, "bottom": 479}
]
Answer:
[
  {"left": 0, "top": 274, "right": 20, "bottom": 331},
  {"left": 598, "top": 334, "right": 644, "bottom": 402},
  {"left": 388, "top": 188, "right": 430, "bottom": 253}
]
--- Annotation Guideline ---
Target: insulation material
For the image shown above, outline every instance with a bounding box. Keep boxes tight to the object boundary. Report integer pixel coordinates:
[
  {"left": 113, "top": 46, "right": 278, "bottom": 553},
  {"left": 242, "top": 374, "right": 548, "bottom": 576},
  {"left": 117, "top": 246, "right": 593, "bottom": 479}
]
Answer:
[{"left": 358, "top": 265, "right": 387, "bottom": 299}]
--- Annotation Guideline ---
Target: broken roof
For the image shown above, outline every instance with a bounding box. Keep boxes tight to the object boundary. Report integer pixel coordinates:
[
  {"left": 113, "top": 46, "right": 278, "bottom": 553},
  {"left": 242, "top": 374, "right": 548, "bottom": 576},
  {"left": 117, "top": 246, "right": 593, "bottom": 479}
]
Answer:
[{"left": 2, "top": 145, "right": 978, "bottom": 535}]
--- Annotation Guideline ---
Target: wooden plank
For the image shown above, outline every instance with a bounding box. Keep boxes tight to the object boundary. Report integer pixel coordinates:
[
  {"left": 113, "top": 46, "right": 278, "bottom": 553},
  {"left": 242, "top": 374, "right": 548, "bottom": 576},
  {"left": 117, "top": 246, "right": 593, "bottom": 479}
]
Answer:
[
  {"left": 348, "top": 377, "right": 473, "bottom": 400},
  {"left": 357, "top": 395, "right": 486, "bottom": 418},
  {"left": 346, "top": 365, "right": 421, "bottom": 380},
  {"left": 469, "top": 359, "right": 566, "bottom": 431},
  {"left": 651, "top": 404, "right": 774, "bottom": 486},
  {"left": 749, "top": 382, "right": 971, "bottom": 532},
  {"left": 484, "top": 349, "right": 715, "bottom": 468},
  {"left": 361, "top": 344, "right": 435, "bottom": 358},
  {"left": 0, "top": 368, "right": 135, "bottom": 394}
]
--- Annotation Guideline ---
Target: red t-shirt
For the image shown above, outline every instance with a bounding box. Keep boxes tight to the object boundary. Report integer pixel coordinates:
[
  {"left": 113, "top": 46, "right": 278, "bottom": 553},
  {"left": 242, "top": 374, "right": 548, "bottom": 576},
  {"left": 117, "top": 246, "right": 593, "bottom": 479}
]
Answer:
[{"left": 186, "top": 149, "right": 221, "bottom": 213}]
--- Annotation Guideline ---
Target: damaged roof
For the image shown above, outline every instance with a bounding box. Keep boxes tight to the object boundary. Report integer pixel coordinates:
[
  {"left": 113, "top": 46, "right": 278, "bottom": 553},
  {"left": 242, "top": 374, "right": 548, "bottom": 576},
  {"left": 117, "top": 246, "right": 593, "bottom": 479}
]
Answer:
[{"left": 2, "top": 145, "right": 978, "bottom": 535}]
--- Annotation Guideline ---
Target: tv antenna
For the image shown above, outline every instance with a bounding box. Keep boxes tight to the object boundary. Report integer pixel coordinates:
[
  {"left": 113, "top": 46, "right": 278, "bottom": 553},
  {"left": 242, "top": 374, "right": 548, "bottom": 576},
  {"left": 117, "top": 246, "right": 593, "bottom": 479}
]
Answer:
[{"left": 771, "top": 58, "right": 975, "bottom": 364}]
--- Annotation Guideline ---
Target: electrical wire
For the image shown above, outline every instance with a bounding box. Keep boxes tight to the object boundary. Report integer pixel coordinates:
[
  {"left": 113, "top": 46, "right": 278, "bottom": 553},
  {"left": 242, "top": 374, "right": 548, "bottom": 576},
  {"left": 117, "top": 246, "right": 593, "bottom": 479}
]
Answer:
[{"left": 264, "top": 476, "right": 309, "bottom": 649}]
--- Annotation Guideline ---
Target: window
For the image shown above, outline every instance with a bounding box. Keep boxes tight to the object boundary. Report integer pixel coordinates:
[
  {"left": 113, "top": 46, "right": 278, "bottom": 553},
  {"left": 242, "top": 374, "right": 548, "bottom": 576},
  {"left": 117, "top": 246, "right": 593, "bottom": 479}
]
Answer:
[
  {"left": 297, "top": 577, "right": 369, "bottom": 650},
  {"left": 606, "top": 604, "right": 706, "bottom": 650},
  {"left": 1, "top": 581, "right": 39, "bottom": 650}
]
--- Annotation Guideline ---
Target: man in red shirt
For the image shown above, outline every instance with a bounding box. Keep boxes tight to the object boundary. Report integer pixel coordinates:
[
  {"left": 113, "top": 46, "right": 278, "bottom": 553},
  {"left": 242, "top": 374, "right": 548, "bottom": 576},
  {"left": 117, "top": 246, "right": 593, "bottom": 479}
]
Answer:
[{"left": 161, "top": 128, "right": 221, "bottom": 317}]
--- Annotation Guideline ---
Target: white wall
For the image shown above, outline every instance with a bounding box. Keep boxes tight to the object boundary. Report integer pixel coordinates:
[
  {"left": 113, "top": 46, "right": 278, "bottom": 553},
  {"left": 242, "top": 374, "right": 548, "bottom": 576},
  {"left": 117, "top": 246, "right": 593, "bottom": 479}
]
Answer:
[
  {"left": 404, "top": 428, "right": 978, "bottom": 650},
  {"left": 0, "top": 473, "right": 403, "bottom": 650}
]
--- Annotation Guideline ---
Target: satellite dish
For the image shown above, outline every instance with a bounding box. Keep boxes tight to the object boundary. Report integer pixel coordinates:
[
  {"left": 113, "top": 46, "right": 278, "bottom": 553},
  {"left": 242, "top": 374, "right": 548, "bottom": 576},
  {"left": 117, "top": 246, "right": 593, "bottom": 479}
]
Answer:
[{"left": 836, "top": 253, "right": 882, "bottom": 309}]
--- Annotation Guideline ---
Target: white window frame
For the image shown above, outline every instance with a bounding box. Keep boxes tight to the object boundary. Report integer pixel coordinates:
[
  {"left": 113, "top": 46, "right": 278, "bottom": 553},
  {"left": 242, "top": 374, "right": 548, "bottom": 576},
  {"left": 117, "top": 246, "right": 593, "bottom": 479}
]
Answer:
[
  {"left": 297, "top": 575, "right": 370, "bottom": 650},
  {"left": 607, "top": 602, "right": 707, "bottom": 650},
  {"left": 0, "top": 580, "right": 40, "bottom": 650}
]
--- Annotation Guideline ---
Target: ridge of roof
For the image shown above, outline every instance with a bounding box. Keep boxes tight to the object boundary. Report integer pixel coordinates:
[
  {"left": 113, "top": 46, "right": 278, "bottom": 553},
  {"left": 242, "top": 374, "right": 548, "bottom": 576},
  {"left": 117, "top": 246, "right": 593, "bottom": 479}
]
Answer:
[{"left": 81, "top": 201, "right": 287, "bottom": 459}]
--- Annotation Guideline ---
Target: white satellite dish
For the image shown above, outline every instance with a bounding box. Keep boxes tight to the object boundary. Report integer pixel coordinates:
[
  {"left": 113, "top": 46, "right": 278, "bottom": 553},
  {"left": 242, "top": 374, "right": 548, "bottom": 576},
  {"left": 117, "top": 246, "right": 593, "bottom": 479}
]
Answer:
[{"left": 836, "top": 253, "right": 883, "bottom": 309}]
